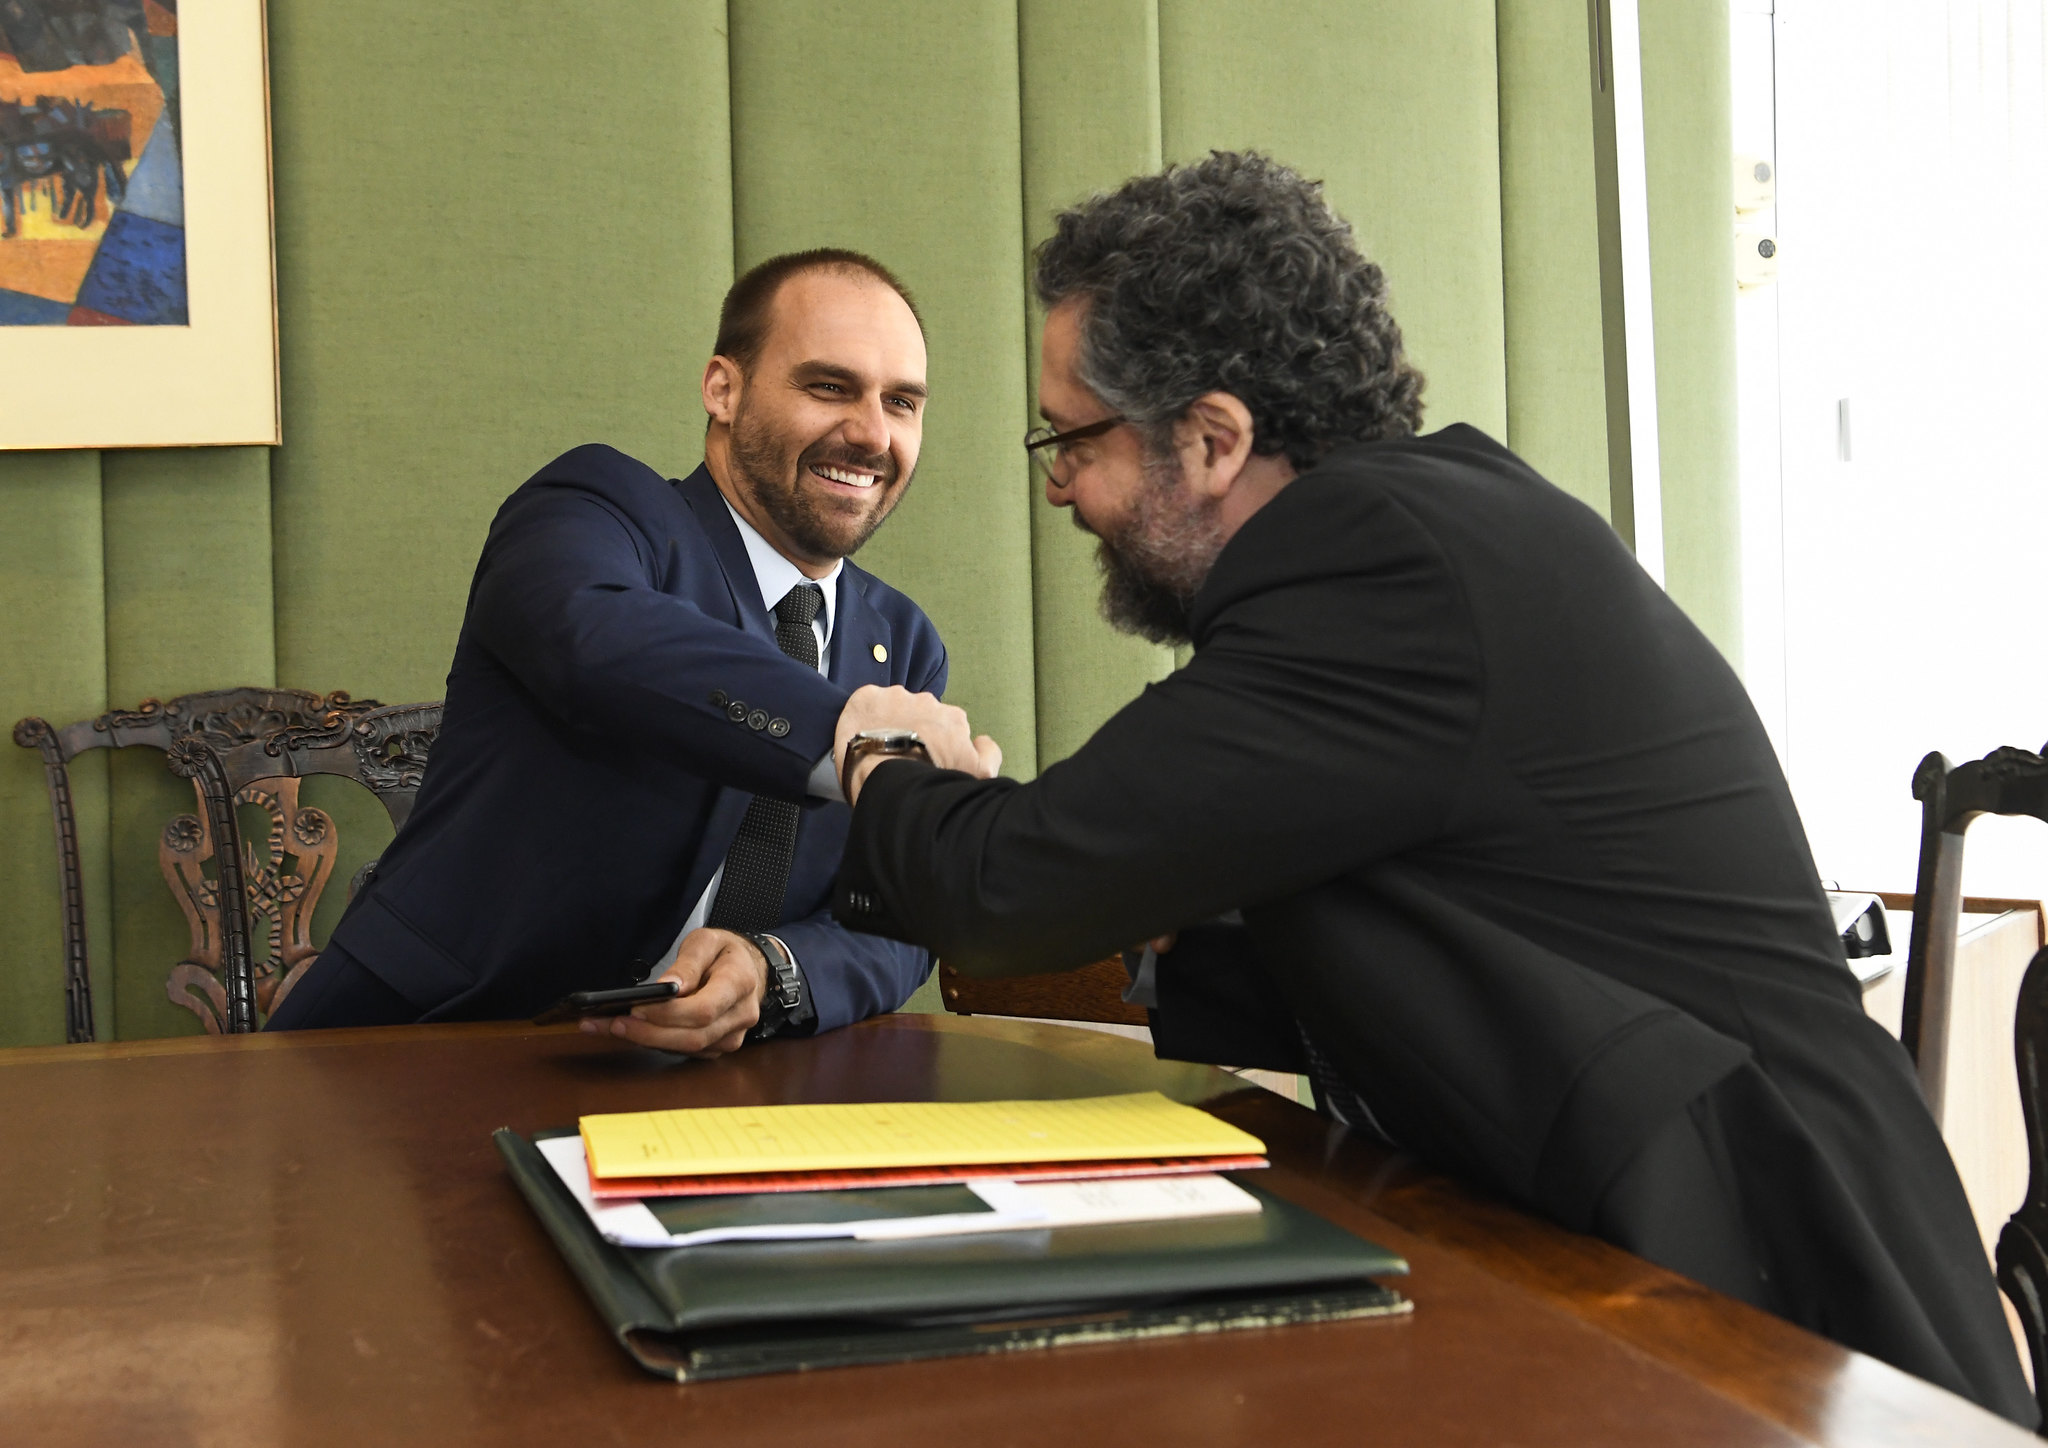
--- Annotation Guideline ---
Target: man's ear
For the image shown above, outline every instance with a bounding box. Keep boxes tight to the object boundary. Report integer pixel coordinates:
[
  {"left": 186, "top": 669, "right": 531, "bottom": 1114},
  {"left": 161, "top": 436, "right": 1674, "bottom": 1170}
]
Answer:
[
  {"left": 702, "top": 355, "right": 744, "bottom": 426},
  {"left": 1178, "top": 392, "right": 1257, "bottom": 498}
]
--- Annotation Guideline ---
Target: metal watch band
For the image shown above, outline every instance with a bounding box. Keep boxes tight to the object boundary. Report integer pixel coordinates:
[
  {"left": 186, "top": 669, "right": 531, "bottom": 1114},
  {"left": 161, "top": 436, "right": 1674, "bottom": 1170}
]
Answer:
[{"left": 743, "top": 931, "right": 804, "bottom": 1042}]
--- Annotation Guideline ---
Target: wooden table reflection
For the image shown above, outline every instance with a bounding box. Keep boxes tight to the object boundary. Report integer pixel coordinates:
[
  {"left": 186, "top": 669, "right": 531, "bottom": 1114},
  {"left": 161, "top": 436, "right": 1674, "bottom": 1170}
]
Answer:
[{"left": 0, "top": 1014, "right": 2029, "bottom": 1446}]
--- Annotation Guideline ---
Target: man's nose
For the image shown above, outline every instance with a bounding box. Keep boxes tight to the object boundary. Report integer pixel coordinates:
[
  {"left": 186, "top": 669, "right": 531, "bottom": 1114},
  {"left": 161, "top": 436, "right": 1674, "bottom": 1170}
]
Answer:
[
  {"left": 1043, "top": 470, "right": 1072, "bottom": 507},
  {"left": 843, "top": 393, "right": 889, "bottom": 453}
]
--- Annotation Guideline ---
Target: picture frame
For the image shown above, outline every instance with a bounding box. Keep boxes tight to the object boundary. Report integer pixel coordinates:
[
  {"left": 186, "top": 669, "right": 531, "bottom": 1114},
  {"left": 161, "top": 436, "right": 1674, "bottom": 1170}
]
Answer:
[{"left": 1, "top": 0, "right": 279, "bottom": 450}]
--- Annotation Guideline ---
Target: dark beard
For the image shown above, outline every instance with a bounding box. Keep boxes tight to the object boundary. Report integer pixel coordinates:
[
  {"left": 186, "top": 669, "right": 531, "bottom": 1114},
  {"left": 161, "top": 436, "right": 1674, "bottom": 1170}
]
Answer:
[
  {"left": 728, "top": 401, "right": 905, "bottom": 559},
  {"left": 1086, "top": 454, "right": 1226, "bottom": 647}
]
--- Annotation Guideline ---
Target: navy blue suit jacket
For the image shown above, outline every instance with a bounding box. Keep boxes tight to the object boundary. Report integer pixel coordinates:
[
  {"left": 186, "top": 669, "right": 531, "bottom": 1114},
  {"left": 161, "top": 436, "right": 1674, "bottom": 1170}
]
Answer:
[{"left": 322, "top": 444, "right": 947, "bottom": 1028}]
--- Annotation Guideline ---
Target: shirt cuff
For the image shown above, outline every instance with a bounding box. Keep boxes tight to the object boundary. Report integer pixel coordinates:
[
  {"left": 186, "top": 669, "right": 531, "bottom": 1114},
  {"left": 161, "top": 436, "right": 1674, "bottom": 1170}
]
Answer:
[
  {"left": 806, "top": 749, "right": 845, "bottom": 803},
  {"left": 1122, "top": 944, "right": 1160, "bottom": 1009}
]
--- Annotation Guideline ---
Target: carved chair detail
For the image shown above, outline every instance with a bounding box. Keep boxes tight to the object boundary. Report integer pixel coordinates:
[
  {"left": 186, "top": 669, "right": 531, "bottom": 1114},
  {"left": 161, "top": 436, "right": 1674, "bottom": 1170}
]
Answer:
[
  {"left": 12, "top": 688, "right": 380, "bottom": 1041},
  {"left": 171, "top": 700, "right": 447, "bottom": 1027},
  {"left": 158, "top": 776, "right": 339, "bottom": 1034}
]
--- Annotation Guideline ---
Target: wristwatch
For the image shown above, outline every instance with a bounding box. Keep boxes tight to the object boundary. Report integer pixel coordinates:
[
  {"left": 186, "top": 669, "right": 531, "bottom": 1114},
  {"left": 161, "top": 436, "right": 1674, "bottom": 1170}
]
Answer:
[
  {"left": 840, "top": 728, "right": 931, "bottom": 803},
  {"left": 743, "top": 932, "right": 813, "bottom": 1041}
]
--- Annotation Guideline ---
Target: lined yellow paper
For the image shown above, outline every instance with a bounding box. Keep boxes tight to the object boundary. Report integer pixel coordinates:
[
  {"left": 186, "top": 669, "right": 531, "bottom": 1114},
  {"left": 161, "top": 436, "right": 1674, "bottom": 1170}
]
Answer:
[{"left": 579, "top": 1092, "right": 1265, "bottom": 1181}]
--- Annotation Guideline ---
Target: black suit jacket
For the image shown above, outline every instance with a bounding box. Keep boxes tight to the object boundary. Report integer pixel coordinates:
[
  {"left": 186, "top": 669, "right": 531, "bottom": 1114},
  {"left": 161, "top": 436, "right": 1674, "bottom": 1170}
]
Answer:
[
  {"left": 322, "top": 445, "right": 946, "bottom": 1029},
  {"left": 833, "top": 425, "right": 2031, "bottom": 1421}
]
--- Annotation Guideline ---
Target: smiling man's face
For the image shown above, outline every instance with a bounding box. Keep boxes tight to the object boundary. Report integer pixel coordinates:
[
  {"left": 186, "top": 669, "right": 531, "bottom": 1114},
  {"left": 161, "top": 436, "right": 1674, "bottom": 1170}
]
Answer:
[{"left": 715, "top": 268, "right": 927, "bottom": 568}]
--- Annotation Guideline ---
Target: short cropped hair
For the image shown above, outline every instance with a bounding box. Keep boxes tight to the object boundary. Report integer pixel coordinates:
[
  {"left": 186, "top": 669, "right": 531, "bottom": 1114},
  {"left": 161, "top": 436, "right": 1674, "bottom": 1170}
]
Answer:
[
  {"left": 1033, "top": 151, "right": 1425, "bottom": 470},
  {"left": 713, "top": 248, "right": 922, "bottom": 369}
]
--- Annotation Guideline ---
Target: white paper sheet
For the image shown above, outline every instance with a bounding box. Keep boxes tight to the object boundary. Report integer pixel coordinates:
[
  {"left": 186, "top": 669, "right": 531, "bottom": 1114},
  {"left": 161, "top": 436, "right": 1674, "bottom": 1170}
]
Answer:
[{"left": 535, "top": 1134, "right": 1260, "bottom": 1249}]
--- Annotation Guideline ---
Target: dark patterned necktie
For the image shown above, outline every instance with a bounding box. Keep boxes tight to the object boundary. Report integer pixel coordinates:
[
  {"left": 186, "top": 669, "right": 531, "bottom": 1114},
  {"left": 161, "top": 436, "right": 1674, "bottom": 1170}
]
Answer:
[
  {"left": 707, "top": 583, "right": 824, "bottom": 932},
  {"left": 1298, "top": 1023, "right": 1397, "bottom": 1146}
]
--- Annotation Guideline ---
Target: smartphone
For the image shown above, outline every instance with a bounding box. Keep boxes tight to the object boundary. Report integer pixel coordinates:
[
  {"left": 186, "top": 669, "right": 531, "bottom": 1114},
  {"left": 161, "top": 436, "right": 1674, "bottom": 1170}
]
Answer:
[{"left": 533, "top": 980, "right": 679, "bottom": 1025}]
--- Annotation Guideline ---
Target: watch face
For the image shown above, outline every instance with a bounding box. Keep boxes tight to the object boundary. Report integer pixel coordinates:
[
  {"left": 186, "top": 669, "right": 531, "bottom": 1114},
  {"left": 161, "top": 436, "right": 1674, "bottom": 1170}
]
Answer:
[{"left": 857, "top": 728, "right": 922, "bottom": 748}]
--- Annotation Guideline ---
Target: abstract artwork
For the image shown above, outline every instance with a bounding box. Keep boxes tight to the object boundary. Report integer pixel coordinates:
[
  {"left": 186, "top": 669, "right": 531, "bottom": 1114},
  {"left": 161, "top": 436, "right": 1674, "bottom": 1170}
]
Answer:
[
  {"left": 0, "top": 0, "right": 186, "bottom": 328},
  {"left": 1, "top": 0, "right": 274, "bottom": 450}
]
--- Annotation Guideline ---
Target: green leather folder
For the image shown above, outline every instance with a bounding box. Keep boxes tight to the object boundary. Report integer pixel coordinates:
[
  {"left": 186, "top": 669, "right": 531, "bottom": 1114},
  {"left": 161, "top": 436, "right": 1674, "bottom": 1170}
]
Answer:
[{"left": 496, "top": 1127, "right": 1411, "bottom": 1381}]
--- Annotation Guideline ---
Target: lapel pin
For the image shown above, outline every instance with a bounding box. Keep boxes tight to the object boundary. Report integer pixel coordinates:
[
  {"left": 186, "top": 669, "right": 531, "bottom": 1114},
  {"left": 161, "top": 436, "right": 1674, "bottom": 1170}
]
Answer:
[{"left": 872, "top": 644, "right": 888, "bottom": 663}]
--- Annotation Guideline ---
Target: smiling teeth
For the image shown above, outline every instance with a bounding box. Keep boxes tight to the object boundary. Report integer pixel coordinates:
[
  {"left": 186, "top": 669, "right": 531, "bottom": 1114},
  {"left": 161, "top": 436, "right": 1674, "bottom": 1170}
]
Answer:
[{"left": 817, "top": 466, "right": 876, "bottom": 487}]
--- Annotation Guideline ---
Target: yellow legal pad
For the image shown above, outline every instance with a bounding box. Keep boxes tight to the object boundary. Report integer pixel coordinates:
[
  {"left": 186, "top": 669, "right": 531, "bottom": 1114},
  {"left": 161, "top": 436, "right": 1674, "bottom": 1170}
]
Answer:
[{"left": 579, "top": 1091, "right": 1266, "bottom": 1181}]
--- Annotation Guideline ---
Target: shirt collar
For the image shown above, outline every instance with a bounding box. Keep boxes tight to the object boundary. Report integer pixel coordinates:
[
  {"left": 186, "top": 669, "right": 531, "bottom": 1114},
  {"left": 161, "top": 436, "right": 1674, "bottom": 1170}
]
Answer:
[{"left": 722, "top": 496, "right": 841, "bottom": 644}]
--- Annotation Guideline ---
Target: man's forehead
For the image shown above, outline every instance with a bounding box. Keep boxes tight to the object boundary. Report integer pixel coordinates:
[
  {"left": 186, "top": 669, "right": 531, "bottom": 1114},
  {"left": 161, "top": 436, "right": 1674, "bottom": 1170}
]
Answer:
[
  {"left": 1037, "top": 306, "right": 1102, "bottom": 424},
  {"left": 765, "top": 271, "right": 922, "bottom": 358}
]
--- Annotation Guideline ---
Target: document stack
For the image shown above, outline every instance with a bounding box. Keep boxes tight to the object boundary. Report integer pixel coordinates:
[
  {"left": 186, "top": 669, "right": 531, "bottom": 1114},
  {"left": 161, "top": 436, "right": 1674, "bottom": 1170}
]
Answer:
[{"left": 497, "top": 1091, "right": 1411, "bottom": 1381}]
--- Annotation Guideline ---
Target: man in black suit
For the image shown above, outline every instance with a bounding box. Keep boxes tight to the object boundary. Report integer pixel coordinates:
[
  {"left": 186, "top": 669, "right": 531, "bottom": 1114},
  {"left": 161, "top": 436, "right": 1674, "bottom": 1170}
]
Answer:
[
  {"left": 822, "top": 154, "right": 2035, "bottom": 1423},
  {"left": 269, "top": 249, "right": 947, "bottom": 1054}
]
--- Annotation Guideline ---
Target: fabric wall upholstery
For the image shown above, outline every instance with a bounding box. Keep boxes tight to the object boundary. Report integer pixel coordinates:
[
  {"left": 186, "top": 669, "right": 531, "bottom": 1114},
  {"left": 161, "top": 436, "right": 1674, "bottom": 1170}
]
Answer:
[
  {"left": 0, "top": 454, "right": 109, "bottom": 1044},
  {"left": 1641, "top": 0, "right": 1742, "bottom": 666},
  {"left": 1497, "top": 0, "right": 1614, "bottom": 516},
  {"left": 0, "top": 0, "right": 1738, "bottom": 1046}
]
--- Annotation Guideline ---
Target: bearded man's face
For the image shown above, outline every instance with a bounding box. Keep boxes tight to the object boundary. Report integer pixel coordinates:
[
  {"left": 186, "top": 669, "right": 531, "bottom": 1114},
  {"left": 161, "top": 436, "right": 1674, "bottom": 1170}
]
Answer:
[
  {"left": 714, "top": 268, "right": 926, "bottom": 566},
  {"left": 728, "top": 391, "right": 905, "bottom": 560},
  {"left": 1082, "top": 447, "right": 1228, "bottom": 647}
]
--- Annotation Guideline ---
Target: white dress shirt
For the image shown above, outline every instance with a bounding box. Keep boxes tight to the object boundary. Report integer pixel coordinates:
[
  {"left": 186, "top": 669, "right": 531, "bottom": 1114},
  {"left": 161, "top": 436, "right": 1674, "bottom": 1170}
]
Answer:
[{"left": 651, "top": 500, "right": 843, "bottom": 977}]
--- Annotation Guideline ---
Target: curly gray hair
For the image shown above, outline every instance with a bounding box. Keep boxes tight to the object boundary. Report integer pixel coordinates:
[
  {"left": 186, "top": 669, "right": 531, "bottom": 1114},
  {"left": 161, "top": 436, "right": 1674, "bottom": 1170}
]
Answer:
[{"left": 1033, "top": 152, "right": 1425, "bottom": 470}]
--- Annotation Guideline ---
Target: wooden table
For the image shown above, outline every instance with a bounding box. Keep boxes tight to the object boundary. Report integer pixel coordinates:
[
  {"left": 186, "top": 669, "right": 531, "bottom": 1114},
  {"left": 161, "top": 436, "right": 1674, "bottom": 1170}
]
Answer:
[{"left": 0, "top": 1015, "right": 2030, "bottom": 1447}]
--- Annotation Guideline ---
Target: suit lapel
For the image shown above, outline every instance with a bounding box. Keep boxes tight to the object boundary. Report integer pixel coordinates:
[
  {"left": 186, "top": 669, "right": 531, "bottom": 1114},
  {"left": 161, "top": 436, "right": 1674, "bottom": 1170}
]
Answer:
[
  {"left": 677, "top": 466, "right": 775, "bottom": 644},
  {"left": 828, "top": 566, "right": 893, "bottom": 688}
]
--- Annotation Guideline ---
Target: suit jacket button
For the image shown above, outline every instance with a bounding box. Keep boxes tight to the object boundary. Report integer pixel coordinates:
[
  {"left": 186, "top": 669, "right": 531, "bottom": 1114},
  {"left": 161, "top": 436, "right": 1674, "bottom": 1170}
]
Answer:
[
  {"left": 747, "top": 708, "right": 769, "bottom": 731},
  {"left": 709, "top": 689, "right": 728, "bottom": 709},
  {"left": 727, "top": 701, "right": 748, "bottom": 722},
  {"left": 872, "top": 644, "right": 888, "bottom": 663},
  {"left": 767, "top": 717, "right": 791, "bottom": 738}
]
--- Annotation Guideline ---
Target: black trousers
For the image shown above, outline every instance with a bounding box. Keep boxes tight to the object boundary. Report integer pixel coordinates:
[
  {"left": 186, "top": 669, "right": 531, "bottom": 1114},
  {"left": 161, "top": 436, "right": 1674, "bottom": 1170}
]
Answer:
[
  {"left": 1590, "top": 1073, "right": 1779, "bottom": 1314},
  {"left": 1585, "top": 1064, "right": 2036, "bottom": 1429}
]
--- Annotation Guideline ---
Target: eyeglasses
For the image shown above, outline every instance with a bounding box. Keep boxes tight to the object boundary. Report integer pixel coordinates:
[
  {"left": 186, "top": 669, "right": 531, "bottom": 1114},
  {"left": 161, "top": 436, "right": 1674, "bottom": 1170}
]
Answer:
[{"left": 1023, "top": 415, "right": 1125, "bottom": 485}]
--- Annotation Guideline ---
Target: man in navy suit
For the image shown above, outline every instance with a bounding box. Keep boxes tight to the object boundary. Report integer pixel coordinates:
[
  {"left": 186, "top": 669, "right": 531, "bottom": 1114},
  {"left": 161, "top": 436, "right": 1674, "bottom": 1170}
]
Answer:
[{"left": 268, "top": 249, "right": 953, "bottom": 1053}]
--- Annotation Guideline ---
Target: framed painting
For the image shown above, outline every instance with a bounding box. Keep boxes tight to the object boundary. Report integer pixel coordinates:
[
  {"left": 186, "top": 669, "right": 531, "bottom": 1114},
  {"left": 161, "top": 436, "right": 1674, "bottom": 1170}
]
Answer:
[{"left": 0, "top": 0, "right": 277, "bottom": 448}]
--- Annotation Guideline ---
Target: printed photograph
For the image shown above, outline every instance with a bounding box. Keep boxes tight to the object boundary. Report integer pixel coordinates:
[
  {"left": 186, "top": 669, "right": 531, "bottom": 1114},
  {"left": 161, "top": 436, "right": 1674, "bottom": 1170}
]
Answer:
[{"left": 0, "top": 0, "right": 185, "bottom": 326}]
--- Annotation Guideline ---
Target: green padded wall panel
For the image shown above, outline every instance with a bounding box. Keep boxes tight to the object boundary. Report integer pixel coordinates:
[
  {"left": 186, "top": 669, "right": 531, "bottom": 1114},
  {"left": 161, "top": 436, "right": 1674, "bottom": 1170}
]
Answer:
[
  {"left": 1496, "top": 0, "right": 1613, "bottom": 516},
  {"left": 0, "top": 453, "right": 108, "bottom": 1047},
  {"left": 1158, "top": 0, "right": 1509, "bottom": 441},
  {"left": 100, "top": 447, "right": 276, "bottom": 1039},
  {"left": 729, "top": 0, "right": 1038, "bottom": 778},
  {"left": 1019, "top": 0, "right": 1175, "bottom": 768},
  {"left": 1641, "top": 0, "right": 1741, "bottom": 668},
  {"left": 267, "top": 0, "right": 734, "bottom": 706}
]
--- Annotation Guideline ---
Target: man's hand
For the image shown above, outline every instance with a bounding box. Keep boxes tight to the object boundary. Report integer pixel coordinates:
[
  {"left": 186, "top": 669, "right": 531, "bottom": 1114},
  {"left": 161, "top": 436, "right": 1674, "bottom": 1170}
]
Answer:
[
  {"left": 583, "top": 929, "right": 768, "bottom": 1056},
  {"left": 834, "top": 684, "right": 1002, "bottom": 805}
]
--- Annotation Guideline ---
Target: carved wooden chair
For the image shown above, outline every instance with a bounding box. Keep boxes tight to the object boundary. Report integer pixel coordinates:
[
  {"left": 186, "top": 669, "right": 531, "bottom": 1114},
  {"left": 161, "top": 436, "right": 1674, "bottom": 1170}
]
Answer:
[
  {"left": 175, "top": 700, "right": 444, "bottom": 1033},
  {"left": 13, "top": 688, "right": 379, "bottom": 1042},
  {"left": 1903, "top": 745, "right": 2048, "bottom": 1118},
  {"left": 939, "top": 956, "right": 1148, "bottom": 1027},
  {"left": 1901, "top": 742, "right": 2048, "bottom": 1426}
]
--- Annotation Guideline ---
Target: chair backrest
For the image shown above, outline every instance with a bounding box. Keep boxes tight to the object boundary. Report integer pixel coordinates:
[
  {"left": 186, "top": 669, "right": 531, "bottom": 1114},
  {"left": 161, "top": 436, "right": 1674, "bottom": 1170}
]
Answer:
[
  {"left": 938, "top": 955, "right": 1148, "bottom": 1028},
  {"left": 1997, "top": 946, "right": 2048, "bottom": 1430},
  {"left": 1903, "top": 743, "right": 2048, "bottom": 1119},
  {"left": 179, "top": 701, "right": 445, "bottom": 1023},
  {"left": 13, "top": 688, "right": 377, "bottom": 1041},
  {"left": 212, "top": 699, "right": 443, "bottom": 829}
]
